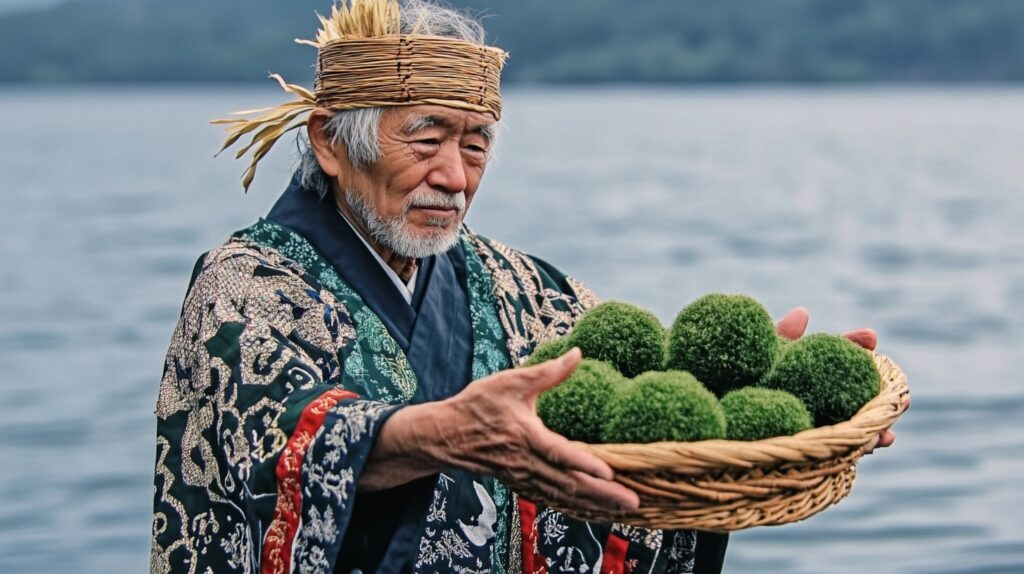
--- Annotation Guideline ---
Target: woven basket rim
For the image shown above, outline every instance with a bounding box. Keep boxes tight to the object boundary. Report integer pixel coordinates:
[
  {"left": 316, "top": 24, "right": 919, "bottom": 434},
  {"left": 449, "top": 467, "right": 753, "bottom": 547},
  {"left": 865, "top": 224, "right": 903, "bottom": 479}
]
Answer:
[{"left": 582, "top": 351, "right": 910, "bottom": 476}]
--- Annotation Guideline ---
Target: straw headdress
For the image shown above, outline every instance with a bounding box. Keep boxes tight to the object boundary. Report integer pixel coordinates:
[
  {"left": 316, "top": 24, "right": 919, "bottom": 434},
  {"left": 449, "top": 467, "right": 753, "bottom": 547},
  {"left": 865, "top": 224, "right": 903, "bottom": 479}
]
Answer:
[{"left": 213, "top": 0, "right": 508, "bottom": 191}]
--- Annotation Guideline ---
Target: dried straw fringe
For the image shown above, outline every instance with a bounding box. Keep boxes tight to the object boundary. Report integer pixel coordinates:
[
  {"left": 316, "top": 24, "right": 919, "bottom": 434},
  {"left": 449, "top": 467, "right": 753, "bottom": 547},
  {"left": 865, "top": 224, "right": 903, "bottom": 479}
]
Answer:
[
  {"left": 213, "top": 0, "right": 505, "bottom": 192},
  {"left": 296, "top": 0, "right": 401, "bottom": 45},
  {"left": 211, "top": 74, "right": 316, "bottom": 192}
]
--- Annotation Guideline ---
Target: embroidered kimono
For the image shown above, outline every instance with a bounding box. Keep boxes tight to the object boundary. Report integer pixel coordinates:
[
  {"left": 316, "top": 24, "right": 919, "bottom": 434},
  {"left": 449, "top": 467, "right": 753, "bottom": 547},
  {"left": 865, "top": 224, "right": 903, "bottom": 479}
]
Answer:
[{"left": 151, "top": 179, "right": 722, "bottom": 574}]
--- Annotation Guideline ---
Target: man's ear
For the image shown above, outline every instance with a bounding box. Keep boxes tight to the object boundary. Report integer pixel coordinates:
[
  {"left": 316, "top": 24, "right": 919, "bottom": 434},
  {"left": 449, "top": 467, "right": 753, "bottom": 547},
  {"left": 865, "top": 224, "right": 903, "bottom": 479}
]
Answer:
[{"left": 307, "top": 108, "right": 346, "bottom": 177}]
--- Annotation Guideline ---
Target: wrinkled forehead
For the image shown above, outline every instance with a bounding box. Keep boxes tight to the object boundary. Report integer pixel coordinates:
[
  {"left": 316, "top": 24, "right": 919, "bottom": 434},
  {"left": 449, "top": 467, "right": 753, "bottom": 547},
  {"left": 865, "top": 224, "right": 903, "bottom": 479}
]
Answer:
[{"left": 386, "top": 105, "right": 498, "bottom": 141}]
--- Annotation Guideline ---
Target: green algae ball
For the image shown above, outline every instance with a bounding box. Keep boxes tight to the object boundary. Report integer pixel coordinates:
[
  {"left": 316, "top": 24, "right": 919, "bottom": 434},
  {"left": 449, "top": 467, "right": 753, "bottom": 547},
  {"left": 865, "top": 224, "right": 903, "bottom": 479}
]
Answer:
[
  {"left": 537, "top": 359, "right": 624, "bottom": 443},
  {"left": 602, "top": 371, "right": 726, "bottom": 443},
  {"left": 721, "top": 387, "right": 813, "bottom": 441},
  {"left": 666, "top": 293, "right": 779, "bottom": 397},
  {"left": 759, "top": 333, "right": 881, "bottom": 427},
  {"left": 568, "top": 301, "right": 666, "bottom": 378},
  {"left": 525, "top": 337, "right": 572, "bottom": 366}
]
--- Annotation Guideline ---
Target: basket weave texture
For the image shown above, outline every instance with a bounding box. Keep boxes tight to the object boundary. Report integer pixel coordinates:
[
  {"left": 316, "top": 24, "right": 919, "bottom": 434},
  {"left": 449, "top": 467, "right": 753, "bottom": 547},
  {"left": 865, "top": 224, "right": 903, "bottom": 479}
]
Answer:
[{"left": 561, "top": 352, "right": 910, "bottom": 532}]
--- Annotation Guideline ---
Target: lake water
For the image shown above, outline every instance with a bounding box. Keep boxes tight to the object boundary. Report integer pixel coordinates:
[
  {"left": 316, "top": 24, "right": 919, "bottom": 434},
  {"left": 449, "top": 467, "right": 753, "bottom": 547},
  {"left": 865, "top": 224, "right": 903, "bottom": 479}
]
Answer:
[{"left": 0, "top": 86, "right": 1021, "bottom": 573}]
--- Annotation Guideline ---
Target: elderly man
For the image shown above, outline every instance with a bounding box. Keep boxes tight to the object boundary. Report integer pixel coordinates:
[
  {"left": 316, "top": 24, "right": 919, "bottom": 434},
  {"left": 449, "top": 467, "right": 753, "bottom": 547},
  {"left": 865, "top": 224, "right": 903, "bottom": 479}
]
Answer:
[{"left": 151, "top": 1, "right": 893, "bottom": 573}]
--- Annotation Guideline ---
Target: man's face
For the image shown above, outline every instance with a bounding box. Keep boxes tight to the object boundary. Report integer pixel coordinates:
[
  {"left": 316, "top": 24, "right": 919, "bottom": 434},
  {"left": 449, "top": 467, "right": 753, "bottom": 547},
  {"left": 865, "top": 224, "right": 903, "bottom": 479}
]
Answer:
[{"left": 336, "top": 104, "right": 496, "bottom": 258}]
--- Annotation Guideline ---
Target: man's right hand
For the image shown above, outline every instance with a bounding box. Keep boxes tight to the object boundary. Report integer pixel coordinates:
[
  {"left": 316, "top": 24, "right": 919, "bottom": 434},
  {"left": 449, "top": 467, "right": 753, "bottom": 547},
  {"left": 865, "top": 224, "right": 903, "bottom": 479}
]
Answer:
[{"left": 362, "top": 348, "right": 641, "bottom": 514}]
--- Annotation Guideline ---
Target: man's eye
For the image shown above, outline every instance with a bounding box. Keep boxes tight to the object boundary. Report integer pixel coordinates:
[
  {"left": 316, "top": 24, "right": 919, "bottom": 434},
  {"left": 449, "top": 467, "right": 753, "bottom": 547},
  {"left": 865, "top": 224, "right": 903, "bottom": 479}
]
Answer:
[
  {"left": 465, "top": 144, "right": 487, "bottom": 154},
  {"left": 417, "top": 139, "right": 441, "bottom": 146}
]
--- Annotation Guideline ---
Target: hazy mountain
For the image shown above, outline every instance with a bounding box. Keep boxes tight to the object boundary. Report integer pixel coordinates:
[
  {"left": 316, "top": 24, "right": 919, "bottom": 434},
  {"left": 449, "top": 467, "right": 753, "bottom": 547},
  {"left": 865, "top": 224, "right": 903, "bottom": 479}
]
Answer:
[
  {"left": 3, "top": 0, "right": 1023, "bottom": 83},
  {"left": 0, "top": 0, "right": 70, "bottom": 14}
]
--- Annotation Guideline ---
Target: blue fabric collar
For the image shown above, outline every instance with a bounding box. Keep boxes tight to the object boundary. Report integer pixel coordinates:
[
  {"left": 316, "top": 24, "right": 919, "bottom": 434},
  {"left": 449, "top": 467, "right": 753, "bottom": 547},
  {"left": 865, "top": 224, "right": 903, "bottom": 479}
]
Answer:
[
  {"left": 266, "top": 174, "right": 426, "bottom": 348},
  {"left": 265, "top": 173, "right": 477, "bottom": 572}
]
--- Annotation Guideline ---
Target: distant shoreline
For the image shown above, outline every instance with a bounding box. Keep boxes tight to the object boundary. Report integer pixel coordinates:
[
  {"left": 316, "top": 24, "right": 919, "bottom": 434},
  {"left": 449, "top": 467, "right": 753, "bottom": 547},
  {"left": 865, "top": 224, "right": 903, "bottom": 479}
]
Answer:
[{"left": 4, "top": 1, "right": 1023, "bottom": 85}]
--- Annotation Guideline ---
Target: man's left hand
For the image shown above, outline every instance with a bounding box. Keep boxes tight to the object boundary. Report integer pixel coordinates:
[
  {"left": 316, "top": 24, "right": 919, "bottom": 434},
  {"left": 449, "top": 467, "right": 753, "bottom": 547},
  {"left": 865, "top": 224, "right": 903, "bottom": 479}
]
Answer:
[{"left": 776, "top": 307, "right": 904, "bottom": 452}]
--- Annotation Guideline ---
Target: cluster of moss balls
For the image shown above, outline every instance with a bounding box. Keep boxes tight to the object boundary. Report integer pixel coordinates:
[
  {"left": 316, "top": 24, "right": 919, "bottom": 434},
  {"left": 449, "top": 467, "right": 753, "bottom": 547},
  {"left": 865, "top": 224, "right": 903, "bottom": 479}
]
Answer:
[{"left": 530, "top": 295, "right": 881, "bottom": 443}]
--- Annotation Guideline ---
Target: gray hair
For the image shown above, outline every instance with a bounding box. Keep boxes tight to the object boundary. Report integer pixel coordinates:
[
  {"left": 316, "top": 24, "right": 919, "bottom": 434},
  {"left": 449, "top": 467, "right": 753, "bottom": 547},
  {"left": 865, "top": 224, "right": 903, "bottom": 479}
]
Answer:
[{"left": 299, "top": 0, "right": 493, "bottom": 198}]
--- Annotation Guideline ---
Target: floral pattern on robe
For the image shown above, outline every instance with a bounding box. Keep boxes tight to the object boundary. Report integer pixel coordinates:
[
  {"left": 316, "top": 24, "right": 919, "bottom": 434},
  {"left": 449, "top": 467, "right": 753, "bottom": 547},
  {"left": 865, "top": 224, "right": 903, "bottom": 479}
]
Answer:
[{"left": 151, "top": 220, "right": 697, "bottom": 574}]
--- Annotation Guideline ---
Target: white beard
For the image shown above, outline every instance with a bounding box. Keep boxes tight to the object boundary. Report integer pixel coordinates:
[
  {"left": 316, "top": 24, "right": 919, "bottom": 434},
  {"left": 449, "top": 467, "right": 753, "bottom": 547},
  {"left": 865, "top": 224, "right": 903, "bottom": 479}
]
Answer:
[{"left": 344, "top": 188, "right": 466, "bottom": 259}]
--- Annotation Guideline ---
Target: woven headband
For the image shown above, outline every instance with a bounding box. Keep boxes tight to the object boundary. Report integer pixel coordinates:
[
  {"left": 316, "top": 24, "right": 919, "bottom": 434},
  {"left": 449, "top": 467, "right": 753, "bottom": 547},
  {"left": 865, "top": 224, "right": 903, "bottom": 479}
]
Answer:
[
  {"left": 316, "top": 36, "right": 505, "bottom": 117},
  {"left": 214, "top": 2, "right": 508, "bottom": 191}
]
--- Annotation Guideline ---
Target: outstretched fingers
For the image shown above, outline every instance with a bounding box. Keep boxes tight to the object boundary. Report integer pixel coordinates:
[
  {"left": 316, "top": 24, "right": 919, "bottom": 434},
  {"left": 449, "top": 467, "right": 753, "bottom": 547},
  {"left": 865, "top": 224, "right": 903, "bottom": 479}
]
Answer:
[
  {"left": 778, "top": 307, "right": 878, "bottom": 351},
  {"left": 844, "top": 328, "right": 877, "bottom": 351},
  {"left": 523, "top": 424, "right": 640, "bottom": 511},
  {"left": 877, "top": 429, "right": 896, "bottom": 448},
  {"left": 526, "top": 420, "right": 613, "bottom": 481},
  {"left": 518, "top": 452, "right": 640, "bottom": 512},
  {"left": 565, "top": 470, "right": 640, "bottom": 511},
  {"left": 513, "top": 347, "right": 582, "bottom": 397},
  {"left": 450, "top": 350, "right": 642, "bottom": 513},
  {"left": 531, "top": 470, "right": 640, "bottom": 513},
  {"left": 864, "top": 429, "right": 896, "bottom": 455},
  {"left": 776, "top": 307, "right": 809, "bottom": 341}
]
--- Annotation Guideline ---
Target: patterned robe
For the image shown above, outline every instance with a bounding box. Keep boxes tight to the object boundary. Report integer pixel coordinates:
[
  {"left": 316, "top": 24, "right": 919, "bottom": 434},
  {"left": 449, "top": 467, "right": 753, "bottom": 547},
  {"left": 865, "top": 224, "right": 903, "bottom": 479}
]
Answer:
[{"left": 151, "top": 188, "right": 705, "bottom": 573}]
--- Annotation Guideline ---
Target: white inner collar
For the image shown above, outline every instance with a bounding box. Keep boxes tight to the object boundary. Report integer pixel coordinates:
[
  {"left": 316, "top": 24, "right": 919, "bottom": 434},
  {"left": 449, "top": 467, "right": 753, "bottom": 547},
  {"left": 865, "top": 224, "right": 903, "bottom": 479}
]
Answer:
[{"left": 337, "top": 208, "right": 417, "bottom": 305}]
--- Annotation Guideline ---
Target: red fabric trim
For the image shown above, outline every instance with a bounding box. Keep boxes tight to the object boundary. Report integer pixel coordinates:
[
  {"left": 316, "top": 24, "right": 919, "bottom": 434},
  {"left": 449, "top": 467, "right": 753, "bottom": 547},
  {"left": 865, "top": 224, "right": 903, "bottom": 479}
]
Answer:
[
  {"left": 600, "top": 533, "right": 630, "bottom": 574},
  {"left": 519, "top": 499, "right": 547, "bottom": 574},
  {"left": 260, "top": 388, "right": 358, "bottom": 574}
]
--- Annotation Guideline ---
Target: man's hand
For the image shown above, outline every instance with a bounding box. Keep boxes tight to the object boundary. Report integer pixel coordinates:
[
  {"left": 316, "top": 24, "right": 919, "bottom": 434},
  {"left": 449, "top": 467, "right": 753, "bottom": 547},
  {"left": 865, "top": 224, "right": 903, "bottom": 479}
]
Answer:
[
  {"left": 776, "top": 306, "right": 904, "bottom": 450},
  {"left": 363, "top": 348, "right": 641, "bottom": 513}
]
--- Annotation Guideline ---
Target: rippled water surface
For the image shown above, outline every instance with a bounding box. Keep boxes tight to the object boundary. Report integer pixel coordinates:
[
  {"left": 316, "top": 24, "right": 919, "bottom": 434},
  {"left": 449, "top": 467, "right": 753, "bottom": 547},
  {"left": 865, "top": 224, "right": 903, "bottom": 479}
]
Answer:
[{"left": 1, "top": 86, "right": 1021, "bottom": 573}]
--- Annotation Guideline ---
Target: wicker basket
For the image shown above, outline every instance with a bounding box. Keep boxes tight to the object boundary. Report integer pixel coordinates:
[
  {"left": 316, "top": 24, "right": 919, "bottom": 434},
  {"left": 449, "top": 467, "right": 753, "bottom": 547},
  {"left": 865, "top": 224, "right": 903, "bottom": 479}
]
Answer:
[{"left": 563, "top": 352, "right": 910, "bottom": 532}]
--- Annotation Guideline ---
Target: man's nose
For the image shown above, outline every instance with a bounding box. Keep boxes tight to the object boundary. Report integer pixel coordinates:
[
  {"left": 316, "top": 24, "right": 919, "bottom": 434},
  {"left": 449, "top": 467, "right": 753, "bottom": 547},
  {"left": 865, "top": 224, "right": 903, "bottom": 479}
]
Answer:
[{"left": 426, "top": 142, "right": 469, "bottom": 193}]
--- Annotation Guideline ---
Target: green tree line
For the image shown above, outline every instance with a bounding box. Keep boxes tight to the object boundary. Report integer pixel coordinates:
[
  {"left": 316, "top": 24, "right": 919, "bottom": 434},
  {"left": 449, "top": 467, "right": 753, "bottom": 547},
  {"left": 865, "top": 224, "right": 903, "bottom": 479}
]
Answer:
[{"left": 4, "top": 0, "right": 1023, "bottom": 83}]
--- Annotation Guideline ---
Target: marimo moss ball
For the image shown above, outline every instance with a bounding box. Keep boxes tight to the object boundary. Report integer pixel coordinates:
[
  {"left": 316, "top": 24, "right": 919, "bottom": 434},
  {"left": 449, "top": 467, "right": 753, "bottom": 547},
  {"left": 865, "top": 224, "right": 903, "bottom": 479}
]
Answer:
[
  {"left": 602, "top": 371, "right": 726, "bottom": 443},
  {"left": 537, "top": 360, "right": 624, "bottom": 443},
  {"left": 568, "top": 301, "right": 666, "bottom": 378},
  {"left": 721, "top": 387, "right": 813, "bottom": 441},
  {"left": 760, "top": 333, "right": 881, "bottom": 426},
  {"left": 666, "top": 293, "right": 778, "bottom": 397},
  {"left": 525, "top": 337, "right": 572, "bottom": 366}
]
